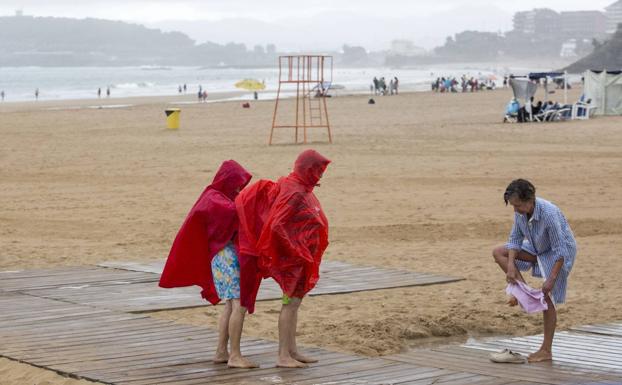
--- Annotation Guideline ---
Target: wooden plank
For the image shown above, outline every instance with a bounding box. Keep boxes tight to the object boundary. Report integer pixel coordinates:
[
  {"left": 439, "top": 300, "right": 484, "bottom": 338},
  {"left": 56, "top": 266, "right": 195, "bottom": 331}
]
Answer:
[
  {"left": 0, "top": 267, "right": 158, "bottom": 292},
  {"left": 114, "top": 351, "right": 360, "bottom": 385},
  {"left": 464, "top": 332, "right": 622, "bottom": 372},
  {"left": 3, "top": 277, "right": 621, "bottom": 385},
  {"left": 385, "top": 345, "right": 619, "bottom": 384},
  {"left": 19, "top": 261, "right": 462, "bottom": 312},
  {"left": 571, "top": 323, "right": 622, "bottom": 337},
  {"left": 348, "top": 365, "right": 456, "bottom": 384},
  {"left": 293, "top": 362, "right": 442, "bottom": 385},
  {"left": 187, "top": 360, "right": 411, "bottom": 385}
]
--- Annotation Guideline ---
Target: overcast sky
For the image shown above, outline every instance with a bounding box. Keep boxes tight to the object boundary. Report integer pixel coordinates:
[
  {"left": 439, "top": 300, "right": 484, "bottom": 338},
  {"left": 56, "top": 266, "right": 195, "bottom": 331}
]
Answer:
[
  {"left": 0, "top": 0, "right": 616, "bottom": 22},
  {"left": 1, "top": 1, "right": 618, "bottom": 50}
]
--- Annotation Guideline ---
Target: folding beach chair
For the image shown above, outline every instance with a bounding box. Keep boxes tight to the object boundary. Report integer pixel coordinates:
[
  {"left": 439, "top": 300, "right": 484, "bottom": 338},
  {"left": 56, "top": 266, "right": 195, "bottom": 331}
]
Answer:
[{"left": 571, "top": 99, "right": 597, "bottom": 120}]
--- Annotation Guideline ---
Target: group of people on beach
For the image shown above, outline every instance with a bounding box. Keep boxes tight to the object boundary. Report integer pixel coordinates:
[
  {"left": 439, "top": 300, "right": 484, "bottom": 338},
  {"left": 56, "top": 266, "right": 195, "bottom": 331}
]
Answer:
[
  {"left": 504, "top": 96, "right": 582, "bottom": 123},
  {"left": 97, "top": 87, "right": 111, "bottom": 98},
  {"left": 371, "top": 76, "right": 399, "bottom": 96},
  {"left": 160, "top": 149, "right": 330, "bottom": 369},
  {"left": 159, "top": 149, "right": 576, "bottom": 368},
  {"left": 432, "top": 75, "right": 497, "bottom": 93},
  {"left": 197, "top": 85, "right": 208, "bottom": 102}
]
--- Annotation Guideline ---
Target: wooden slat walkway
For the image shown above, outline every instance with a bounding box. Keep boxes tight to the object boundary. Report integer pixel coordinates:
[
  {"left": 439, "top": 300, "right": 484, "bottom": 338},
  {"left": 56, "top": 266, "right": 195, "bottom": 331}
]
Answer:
[
  {"left": 571, "top": 322, "right": 622, "bottom": 337},
  {"left": 0, "top": 266, "right": 157, "bottom": 292},
  {"left": 0, "top": 292, "right": 527, "bottom": 385},
  {"left": 386, "top": 344, "right": 621, "bottom": 385},
  {"left": 2, "top": 267, "right": 620, "bottom": 384},
  {"left": 463, "top": 332, "right": 622, "bottom": 375},
  {"left": 3, "top": 260, "right": 463, "bottom": 312}
]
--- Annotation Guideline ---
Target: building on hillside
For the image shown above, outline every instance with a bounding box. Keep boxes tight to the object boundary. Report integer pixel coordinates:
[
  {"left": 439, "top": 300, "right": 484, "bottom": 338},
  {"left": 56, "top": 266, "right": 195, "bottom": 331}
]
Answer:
[
  {"left": 560, "top": 11, "right": 607, "bottom": 38},
  {"left": 513, "top": 8, "right": 560, "bottom": 35},
  {"left": 390, "top": 40, "right": 427, "bottom": 57},
  {"left": 605, "top": 0, "right": 622, "bottom": 34}
]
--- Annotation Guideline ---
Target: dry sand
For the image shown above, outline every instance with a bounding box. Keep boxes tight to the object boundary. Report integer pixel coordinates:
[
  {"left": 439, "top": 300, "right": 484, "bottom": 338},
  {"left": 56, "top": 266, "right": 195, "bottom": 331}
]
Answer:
[{"left": 1, "top": 87, "right": 621, "bottom": 383}]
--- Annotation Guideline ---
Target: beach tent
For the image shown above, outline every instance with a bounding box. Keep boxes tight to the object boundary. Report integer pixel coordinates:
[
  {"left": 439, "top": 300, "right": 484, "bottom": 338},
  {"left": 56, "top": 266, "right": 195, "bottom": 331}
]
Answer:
[
  {"left": 528, "top": 72, "right": 567, "bottom": 104},
  {"left": 582, "top": 70, "right": 622, "bottom": 115},
  {"left": 509, "top": 77, "right": 538, "bottom": 105}
]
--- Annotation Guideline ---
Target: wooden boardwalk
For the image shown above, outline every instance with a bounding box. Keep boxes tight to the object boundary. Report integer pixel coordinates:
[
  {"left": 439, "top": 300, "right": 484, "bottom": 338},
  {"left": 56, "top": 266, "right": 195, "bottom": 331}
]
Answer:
[
  {"left": 1, "top": 265, "right": 621, "bottom": 384},
  {"left": 0, "top": 266, "right": 157, "bottom": 292},
  {"left": 387, "top": 344, "right": 621, "bottom": 385},
  {"left": 1, "top": 290, "right": 620, "bottom": 384},
  {"left": 0, "top": 293, "right": 533, "bottom": 385},
  {"left": 571, "top": 322, "right": 622, "bottom": 337},
  {"left": 1, "top": 260, "right": 463, "bottom": 312},
  {"left": 463, "top": 332, "right": 622, "bottom": 374}
]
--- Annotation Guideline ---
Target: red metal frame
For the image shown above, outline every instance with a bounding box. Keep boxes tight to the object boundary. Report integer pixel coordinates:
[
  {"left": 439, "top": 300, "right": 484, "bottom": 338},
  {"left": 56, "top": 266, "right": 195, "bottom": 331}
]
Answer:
[{"left": 269, "top": 55, "right": 333, "bottom": 145}]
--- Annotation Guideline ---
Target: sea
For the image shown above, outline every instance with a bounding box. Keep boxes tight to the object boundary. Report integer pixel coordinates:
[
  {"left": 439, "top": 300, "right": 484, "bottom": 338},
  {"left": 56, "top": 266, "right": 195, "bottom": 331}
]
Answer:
[{"left": 0, "top": 64, "right": 531, "bottom": 103}]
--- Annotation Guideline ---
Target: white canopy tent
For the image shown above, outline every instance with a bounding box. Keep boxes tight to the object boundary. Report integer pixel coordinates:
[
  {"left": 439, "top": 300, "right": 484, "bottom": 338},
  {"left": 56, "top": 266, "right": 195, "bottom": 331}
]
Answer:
[{"left": 583, "top": 70, "right": 622, "bottom": 116}]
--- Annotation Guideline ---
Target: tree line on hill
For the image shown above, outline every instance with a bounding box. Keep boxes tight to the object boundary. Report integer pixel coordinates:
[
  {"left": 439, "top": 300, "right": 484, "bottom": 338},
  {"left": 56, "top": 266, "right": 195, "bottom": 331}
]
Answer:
[
  {"left": 2, "top": 15, "right": 620, "bottom": 70},
  {"left": 0, "top": 15, "right": 279, "bottom": 67}
]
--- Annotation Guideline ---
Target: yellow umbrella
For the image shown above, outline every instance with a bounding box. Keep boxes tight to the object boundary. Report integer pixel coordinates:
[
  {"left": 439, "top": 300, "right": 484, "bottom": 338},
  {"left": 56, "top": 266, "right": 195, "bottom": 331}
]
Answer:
[{"left": 235, "top": 79, "right": 266, "bottom": 91}]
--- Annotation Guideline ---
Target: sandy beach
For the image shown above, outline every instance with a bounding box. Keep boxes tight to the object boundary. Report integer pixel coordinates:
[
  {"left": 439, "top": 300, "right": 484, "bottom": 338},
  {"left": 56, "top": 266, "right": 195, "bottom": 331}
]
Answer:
[{"left": 1, "top": 87, "right": 621, "bottom": 383}]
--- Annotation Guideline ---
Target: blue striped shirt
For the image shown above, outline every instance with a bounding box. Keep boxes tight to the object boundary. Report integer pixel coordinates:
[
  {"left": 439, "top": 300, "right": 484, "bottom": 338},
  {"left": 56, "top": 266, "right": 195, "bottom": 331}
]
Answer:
[{"left": 507, "top": 197, "right": 576, "bottom": 275}]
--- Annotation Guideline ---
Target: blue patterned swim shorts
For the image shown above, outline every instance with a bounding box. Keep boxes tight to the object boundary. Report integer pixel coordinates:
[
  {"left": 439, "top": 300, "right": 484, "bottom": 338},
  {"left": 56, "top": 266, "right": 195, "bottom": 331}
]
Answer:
[{"left": 211, "top": 243, "right": 241, "bottom": 300}]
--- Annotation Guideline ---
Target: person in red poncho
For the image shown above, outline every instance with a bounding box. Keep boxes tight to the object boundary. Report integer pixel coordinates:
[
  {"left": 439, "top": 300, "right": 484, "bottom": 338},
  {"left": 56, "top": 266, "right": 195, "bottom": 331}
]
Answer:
[
  {"left": 236, "top": 149, "right": 330, "bottom": 368},
  {"left": 159, "top": 160, "right": 259, "bottom": 369}
]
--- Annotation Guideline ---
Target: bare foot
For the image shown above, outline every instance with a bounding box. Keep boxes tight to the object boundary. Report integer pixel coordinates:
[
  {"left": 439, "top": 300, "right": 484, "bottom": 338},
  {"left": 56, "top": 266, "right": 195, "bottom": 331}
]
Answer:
[
  {"left": 212, "top": 351, "right": 229, "bottom": 364},
  {"left": 528, "top": 349, "right": 552, "bottom": 362},
  {"left": 291, "top": 352, "right": 318, "bottom": 363},
  {"left": 227, "top": 355, "right": 259, "bottom": 369},
  {"left": 507, "top": 296, "right": 518, "bottom": 307},
  {"left": 276, "top": 356, "right": 308, "bottom": 368}
]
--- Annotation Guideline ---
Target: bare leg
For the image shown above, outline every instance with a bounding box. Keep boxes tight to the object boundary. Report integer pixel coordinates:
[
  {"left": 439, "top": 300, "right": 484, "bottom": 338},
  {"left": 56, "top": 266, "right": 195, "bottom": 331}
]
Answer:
[
  {"left": 288, "top": 298, "right": 318, "bottom": 364},
  {"left": 277, "top": 297, "right": 307, "bottom": 368},
  {"left": 492, "top": 245, "right": 536, "bottom": 306},
  {"left": 227, "top": 299, "right": 259, "bottom": 368},
  {"left": 492, "top": 244, "right": 536, "bottom": 280},
  {"left": 529, "top": 295, "right": 555, "bottom": 362},
  {"left": 493, "top": 244, "right": 556, "bottom": 361},
  {"left": 213, "top": 300, "right": 232, "bottom": 363}
]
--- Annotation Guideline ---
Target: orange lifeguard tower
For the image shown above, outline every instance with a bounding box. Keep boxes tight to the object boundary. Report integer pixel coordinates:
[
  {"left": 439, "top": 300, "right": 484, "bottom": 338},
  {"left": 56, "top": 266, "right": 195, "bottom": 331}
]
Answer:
[{"left": 269, "top": 55, "right": 333, "bottom": 145}]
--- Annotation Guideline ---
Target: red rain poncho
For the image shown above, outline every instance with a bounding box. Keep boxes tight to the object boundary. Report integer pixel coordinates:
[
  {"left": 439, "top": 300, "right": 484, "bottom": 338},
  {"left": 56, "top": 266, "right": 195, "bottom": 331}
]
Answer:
[
  {"left": 159, "top": 160, "right": 252, "bottom": 305},
  {"left": 236, "top": 150, "right": 330, "bottom": 313}
]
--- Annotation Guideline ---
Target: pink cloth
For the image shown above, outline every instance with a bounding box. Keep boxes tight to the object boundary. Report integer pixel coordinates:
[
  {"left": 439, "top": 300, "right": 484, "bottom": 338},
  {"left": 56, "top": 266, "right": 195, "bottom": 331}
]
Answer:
[{"left": 505, "top": 281, "right": 548, "bottom": 313}]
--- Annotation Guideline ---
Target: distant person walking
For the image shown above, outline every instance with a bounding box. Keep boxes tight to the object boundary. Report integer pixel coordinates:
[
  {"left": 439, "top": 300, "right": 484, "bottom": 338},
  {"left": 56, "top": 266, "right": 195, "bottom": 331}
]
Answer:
[
  {"left": 1, "top": 90, "right": 4, "bottom": 102},
  {"left": 178, "top": 85, "right": 183, "bottom": 94},
  {"left": 394, "top": 77, "right": 399, "bottom": 95},
  {"left": 35, "top": 88, "right": 39, "bottom": 101},
  {"left": 183, "top": 84, "right": 187, "bottom": 93},
  {"left": 97, "top": 88, "right": 102, "bottom": 98},
  {"left": 106, "top": 87, "right": 111, "bottom": 98}
]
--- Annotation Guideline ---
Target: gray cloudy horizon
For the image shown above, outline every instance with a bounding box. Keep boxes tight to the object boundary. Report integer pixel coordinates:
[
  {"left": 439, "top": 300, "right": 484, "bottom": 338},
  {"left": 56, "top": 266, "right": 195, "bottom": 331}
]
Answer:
[
  {"left": 1, "top": 1, "right": 617, "bottom": 50},
  {"left": 1, "top": 1, "right": 616, "bottom": 22}
]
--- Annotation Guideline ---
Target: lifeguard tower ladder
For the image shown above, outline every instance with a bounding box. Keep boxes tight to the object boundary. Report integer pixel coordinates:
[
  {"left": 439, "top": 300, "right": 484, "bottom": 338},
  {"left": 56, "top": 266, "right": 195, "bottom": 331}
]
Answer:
[{"left": 269, "top": 55, "right": 333, "bottom": 145}]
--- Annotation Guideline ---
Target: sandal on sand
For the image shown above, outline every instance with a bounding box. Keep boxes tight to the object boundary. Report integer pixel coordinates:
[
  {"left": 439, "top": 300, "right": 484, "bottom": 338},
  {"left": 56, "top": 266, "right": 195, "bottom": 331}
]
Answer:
[{"left": 489, "top": 348, "right": 526, "bottom": 364}]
